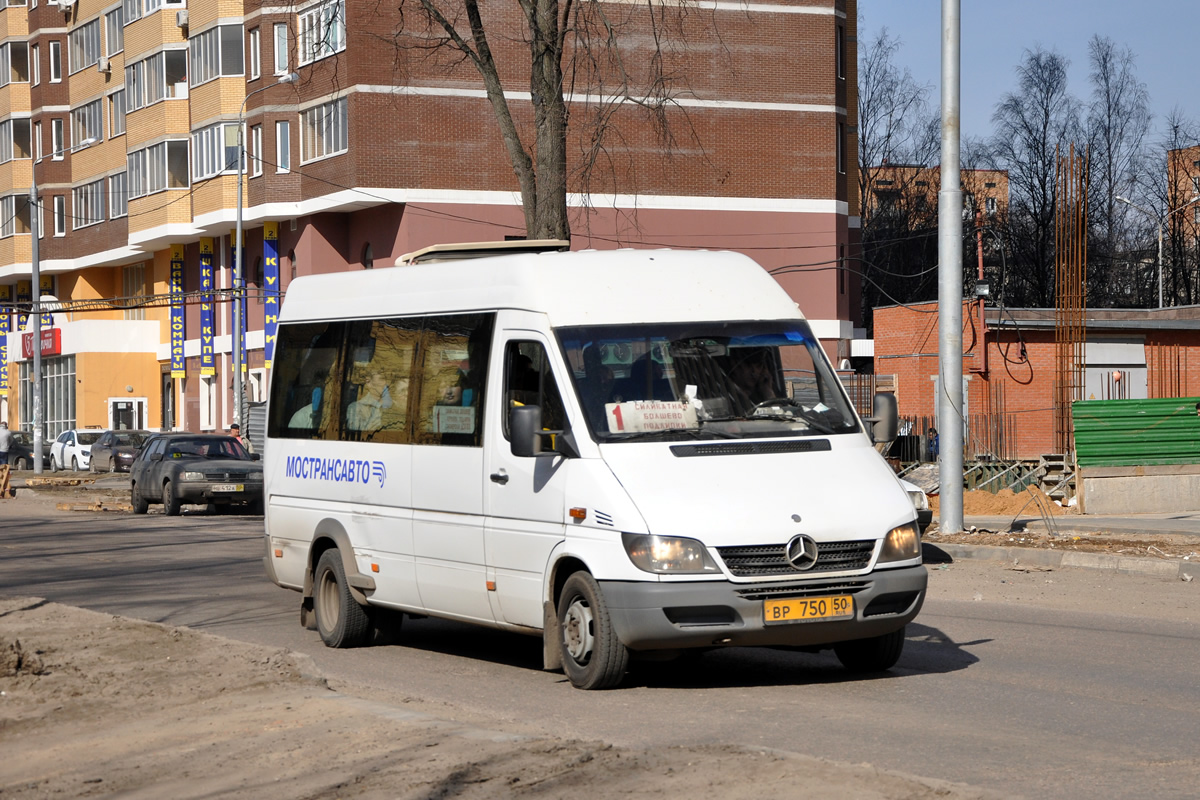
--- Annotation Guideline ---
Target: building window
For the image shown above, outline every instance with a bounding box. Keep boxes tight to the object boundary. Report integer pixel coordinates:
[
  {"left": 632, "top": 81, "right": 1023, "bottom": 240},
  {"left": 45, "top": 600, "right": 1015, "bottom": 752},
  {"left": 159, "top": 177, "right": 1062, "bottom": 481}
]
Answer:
[
  {"left": 125, "top": 50, "right": 188, "bottom": 110},
  {"left": 106, "top": 7, "right": 125, "bottom": 56},
  {"left": 109, "top": 171, "right": 128, "bottom": 218},
  {"left": 128, "top": 140, "right": 189, "bottom": 198},
  {"left": 299, "top": 97, "right": 347, "bottom": 163},
  {"left": 109, "top": 90, "right": 126, "bottom": 136},
  {"left": 0, "top": 42, "right": 29, "bottom": 87},
  {"left": 53, "top": 195, "right": 66, "bottom": 236},
  {"left": 250, "top": 124, "right": 262, "bottom": 176},
  {"left": 1192, "top": 176, "right": 1200, "bottom": 195},
  {"left": 191, "top": 122, "right": 240, "bottom": 181},
  {"left": 34, "top": 121, "right": 41, "bottom": 159},
  {"left": 0, "top": 118, "right": 31, "bottom": 163},
  {"left": 986, "top": 196, "right": 998, "bottom": 215},
  {"left": 273, "top": 23, "right": 288, "bottom": 74},
  {"left": 297, "top": 0, "right": 345, "bottom": 65},
  {"left": 30, "top": 44, "right": 38, "bottom": 85},
  {"left": 72, "top": 179, "right": 105, "bottom": 229},
  {"left": 837, "top": 122, "right": 845, "bottom": 174},
  {"left": 49, "top": 41, "right": 61, "bottom": 82},
  {"left": 275, "top": 120, "right": 290, "bottom": 172},
  {"left": 123, "top": 0, "right": 140, "bottom": 23},
  {"left": 122, "top": 263, "right": 146, "bottom": 320},
  {"left": 189, "top": 24, "right": 244, "bottom": 86},
  {"left": 0, "top": 194, "right": 31, "bottom": 237},
  {"left": 19, "top": 357, "right": 77, "bottom": 439},
  {"left": 51, "top": 118, "right": 64, "bottom": 159},
  {"left": 985, "top": 181, "right": 997, "bottom": 188},
  {"left": 69, "top": 19, "right": 101, "bottom": 73},
  {"left": 71, "top": 99, "right": 103, "bottom": 146},
  {"left": 248, "top": 27, "right": 260, "bottom": 80},
  {"left": 836, "top": 24, "right": 844, "bottom": 80}
]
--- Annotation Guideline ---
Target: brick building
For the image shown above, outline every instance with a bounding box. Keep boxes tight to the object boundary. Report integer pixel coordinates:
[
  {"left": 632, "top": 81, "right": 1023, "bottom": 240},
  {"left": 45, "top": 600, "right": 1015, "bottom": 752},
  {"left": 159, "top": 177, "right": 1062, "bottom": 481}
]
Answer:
[
  {"left": 873, "top": 300, "right": 1200, "bottom": 461},
  {"left": 0, "top": 0, "right": 862, "bottom": 437}
]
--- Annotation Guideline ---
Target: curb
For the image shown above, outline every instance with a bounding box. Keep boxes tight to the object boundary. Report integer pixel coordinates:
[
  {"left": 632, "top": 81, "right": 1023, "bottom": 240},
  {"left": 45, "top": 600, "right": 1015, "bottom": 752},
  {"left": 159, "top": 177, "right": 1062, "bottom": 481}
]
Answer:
[{"left": 925, "top": 542, "right": 1197, "bottom": 580}]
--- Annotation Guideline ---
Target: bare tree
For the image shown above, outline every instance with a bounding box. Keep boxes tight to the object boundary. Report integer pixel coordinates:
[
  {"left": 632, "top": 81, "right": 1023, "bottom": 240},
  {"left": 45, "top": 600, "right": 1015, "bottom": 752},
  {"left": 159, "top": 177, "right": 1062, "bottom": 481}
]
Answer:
[
  {"left": 1135, "top": 111, "right": 1200, "bottom": 305},
  {"left": 396, "top": 1, "right": 717, "bottom": 240},
  {"left": 1085, "top": 35, "right": 1151, "bottom": 306},
  {"left": 990, "top": 47, "right": 1081, "bottom": 307},
  {"left": 856, "top": 28, "right": 938, "bottom": 328}
]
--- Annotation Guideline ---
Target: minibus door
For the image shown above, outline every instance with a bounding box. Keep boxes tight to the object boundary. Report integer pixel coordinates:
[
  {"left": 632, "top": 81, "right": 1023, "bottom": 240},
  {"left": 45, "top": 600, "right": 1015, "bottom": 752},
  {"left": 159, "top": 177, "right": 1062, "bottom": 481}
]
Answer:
[{"left": 484, "top": 336, "right": 570, "bottom": 629}]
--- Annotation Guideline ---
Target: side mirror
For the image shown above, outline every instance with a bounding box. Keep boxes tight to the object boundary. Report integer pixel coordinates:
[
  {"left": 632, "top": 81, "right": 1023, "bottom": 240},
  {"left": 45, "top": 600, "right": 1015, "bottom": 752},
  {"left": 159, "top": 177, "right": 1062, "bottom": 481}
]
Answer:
[
  {"left": 150, "top": 452, "right": 163, "bottom": 462},
  {"left": 869, "top": 392, "right": 898, "bottom": 444},
  {"left": 510, "top": 405, "right": 543, "bottom": 457},
  {"left": 250, "top": 453, "right": 261, "bottom": 461}
]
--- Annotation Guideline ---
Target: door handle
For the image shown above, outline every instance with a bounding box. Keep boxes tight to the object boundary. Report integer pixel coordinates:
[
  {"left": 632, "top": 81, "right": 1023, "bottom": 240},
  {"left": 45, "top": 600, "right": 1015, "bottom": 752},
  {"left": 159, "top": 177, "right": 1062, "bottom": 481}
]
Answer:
[{"left": 490, "top": 470, "right": 509, "bottom": 485}]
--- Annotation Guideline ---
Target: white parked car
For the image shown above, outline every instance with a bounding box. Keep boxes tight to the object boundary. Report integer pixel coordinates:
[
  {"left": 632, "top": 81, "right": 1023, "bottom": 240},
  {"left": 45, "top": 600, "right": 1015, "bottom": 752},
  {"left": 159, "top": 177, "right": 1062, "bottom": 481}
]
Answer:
[{"left": 50, "top": 428, "right": 107, "bottom": 472}]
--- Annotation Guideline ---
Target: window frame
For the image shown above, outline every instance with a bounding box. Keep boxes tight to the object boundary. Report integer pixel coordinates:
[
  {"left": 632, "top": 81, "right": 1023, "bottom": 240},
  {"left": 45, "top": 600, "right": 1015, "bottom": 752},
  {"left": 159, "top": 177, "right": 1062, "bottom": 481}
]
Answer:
[
  {"left": 248, "top": 27, "right": 261, "bottom": 81},
  {"left": 49, "top": 41, "right": 61, "bottom": 83},
  {"left": 299, "top": 97, "right": 348, "bottom": 164},
  {"left": 275, "top": 119, "right": 290, "bottom": 173},
  {"left": 52, "top": 194, "right": 66, "bottom": 236}
]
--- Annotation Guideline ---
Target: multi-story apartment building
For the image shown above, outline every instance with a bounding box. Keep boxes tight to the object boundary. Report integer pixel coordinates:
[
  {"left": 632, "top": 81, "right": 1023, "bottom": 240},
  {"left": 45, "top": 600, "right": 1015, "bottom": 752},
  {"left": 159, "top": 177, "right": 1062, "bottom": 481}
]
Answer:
[
  {"left": 863, "top": 163, "right": 1009, "bottom": 225},
  {"left": 1, "top": 0, "right": 860, "bottom": 437}
]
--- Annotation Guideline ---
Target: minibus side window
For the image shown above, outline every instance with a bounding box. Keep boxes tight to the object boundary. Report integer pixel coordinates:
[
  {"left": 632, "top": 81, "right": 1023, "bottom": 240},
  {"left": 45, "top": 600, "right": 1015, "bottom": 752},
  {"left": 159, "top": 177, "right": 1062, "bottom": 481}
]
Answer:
[
  {"left": 268, "top": 321, "right": 346, "bottom": 440},
  {"left": 413, "top": 313, "right": 494, "bottom": 447},
  {"left": 502, "top": 341, "right": 567, "bottom": 438},
  {"left": 340, "top": 317, "right": 420, "bottom": 444}
]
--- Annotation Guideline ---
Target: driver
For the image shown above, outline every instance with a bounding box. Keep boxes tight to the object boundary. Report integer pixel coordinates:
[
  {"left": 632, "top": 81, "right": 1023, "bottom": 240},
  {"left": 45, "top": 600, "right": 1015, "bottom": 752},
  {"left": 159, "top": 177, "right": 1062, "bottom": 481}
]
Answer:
[{"left": 729, "top": 350, "right": 777, "bottom": 405}]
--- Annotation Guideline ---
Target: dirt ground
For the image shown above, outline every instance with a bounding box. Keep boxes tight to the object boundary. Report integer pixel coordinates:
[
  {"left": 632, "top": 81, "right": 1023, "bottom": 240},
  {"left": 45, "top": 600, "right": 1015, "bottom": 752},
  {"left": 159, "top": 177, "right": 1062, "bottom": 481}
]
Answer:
[
  {"left": 0, "top": 597, "right": 1005, "bottom": 800},
  {"left": 924, "top": 488, "right": 1200, "bottom": 560}
]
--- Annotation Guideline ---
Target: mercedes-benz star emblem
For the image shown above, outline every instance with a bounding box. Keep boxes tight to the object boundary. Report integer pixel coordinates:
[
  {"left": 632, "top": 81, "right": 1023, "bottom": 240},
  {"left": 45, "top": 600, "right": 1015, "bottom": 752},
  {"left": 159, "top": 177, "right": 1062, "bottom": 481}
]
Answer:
[{"left": 785, "top": 534, "right": 819, "bottom": 571}]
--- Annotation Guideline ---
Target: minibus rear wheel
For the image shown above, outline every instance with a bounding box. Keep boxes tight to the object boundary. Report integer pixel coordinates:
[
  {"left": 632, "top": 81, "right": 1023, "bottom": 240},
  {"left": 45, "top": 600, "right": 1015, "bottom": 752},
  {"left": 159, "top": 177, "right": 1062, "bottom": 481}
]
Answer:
[
  {"left": 557, "top": 572, "right": 629, "bottom": 690},
  {"left": 314, "top": 549, "right": 372, "bottom": 648},
  {"left": 833, "top": 626, "right": 905, "bottom": 673}
]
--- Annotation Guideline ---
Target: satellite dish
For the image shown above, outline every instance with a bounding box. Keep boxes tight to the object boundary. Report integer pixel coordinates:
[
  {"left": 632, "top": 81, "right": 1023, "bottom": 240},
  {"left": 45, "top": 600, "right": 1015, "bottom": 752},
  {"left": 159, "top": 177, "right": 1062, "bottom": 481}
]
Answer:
[{"left": 59, "top": 0, "right": 77, "bottom": 8}]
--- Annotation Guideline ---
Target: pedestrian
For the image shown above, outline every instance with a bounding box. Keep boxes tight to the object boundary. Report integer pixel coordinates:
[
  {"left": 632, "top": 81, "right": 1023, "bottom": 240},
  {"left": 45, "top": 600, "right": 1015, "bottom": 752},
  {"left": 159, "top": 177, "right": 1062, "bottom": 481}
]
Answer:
[
  {"left": 927, "top": 426, "right": 939, "bottom": 461},
  {"left": 0, "top": 421, "right": 13, "bottom": 467},
  {"left": 228, "top": 422, "right": 253, "bottom": 454}
]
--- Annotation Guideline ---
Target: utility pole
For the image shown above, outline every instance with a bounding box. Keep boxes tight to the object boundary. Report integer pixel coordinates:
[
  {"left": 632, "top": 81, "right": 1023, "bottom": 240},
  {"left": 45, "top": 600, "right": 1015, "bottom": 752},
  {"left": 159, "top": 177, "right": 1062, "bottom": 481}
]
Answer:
[{"left": 938, "top": 0, "right": 964, "bottom": 533}]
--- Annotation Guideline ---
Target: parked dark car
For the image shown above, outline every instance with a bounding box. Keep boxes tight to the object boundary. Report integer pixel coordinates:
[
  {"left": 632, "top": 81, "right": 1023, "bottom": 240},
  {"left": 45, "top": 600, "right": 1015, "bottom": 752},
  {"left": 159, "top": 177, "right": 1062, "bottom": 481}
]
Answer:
[
  {"left": 89, "top": 430, "right": 152, "bottom": 473},
  {"left": 130, "top": 433, "right": 263, "bottom": 516},
  {"left": 9, "top": 431, "right": 51, "bottom": 471}
]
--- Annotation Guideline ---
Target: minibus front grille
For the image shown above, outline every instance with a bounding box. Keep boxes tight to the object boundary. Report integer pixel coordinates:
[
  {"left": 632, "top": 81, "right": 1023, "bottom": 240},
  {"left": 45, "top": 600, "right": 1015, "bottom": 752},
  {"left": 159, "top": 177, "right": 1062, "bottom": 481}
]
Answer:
[
  {"left": 717, "top": 540, "right": 875, "bottom": 577},
  {"left": 734, "top": 579, "right": 871, "bottom": 601},
  {"left": 670, "top": 439, "right": 831, "bottom": 458}
]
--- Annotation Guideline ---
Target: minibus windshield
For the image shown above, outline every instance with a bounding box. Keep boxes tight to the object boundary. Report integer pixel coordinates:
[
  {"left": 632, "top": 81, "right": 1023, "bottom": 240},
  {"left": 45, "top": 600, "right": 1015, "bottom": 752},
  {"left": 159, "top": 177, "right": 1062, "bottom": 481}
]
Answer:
[{"left": 558, "top": 321, "right": 861, "bottom": 442}]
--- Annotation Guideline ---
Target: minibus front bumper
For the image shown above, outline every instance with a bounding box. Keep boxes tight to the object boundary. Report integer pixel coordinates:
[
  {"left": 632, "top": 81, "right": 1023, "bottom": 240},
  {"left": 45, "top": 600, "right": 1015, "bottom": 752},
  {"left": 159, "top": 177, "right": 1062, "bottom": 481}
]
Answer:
[{"left": 599, "top": 564, "right": 927, "bottom": 651}]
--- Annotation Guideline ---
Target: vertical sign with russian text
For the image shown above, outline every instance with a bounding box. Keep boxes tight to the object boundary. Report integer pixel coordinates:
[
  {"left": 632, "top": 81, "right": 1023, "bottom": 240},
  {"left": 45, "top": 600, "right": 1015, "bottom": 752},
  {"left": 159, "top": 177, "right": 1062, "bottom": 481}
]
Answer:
[
  {"left": 263, "top": 221, "right": 279, "bottom": 369},
  {"left": 15, "top": 280, "right": 30, "bottom": 332},
  {"left": 231, "top": 233, "right": 246, "bottom": 374},
  {"left": 39, "top": 275, "right": 53, "bottom": 328},
  {"left": 0, "top": 284, "right": 10, "bottom": 396},
  {"left": 200, "top": 238, "right": 215, "bottom": 375},
  {"left": 170, "top": 244, "right": 185, "bottom": 377}
]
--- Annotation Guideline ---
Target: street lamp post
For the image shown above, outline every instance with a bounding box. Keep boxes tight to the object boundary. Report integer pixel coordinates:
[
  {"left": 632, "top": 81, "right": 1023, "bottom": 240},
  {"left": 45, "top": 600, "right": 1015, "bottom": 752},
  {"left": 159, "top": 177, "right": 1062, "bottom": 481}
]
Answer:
[
  {"left": 29, "top": 137, "right": 96, "bottom": 475},
  {"left": 233, "top": 72, "right": 298, "bottom": 428},
  {"left": 1116, "top": 194, "right": 1200, "bottom": 309}
]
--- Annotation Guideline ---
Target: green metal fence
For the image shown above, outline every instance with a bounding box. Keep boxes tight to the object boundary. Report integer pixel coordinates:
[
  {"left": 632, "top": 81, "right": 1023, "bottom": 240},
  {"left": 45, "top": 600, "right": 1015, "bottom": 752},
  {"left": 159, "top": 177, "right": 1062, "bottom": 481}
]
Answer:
[{"left": 1072, "top": 397, "right": 1200, "bottom": 468}]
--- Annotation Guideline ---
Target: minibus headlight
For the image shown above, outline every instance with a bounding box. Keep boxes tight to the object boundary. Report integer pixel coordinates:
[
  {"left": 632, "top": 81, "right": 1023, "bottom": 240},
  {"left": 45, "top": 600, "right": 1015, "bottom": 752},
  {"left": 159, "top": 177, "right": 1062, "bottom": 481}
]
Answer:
[
  {"left": 622, "top": 534, "right": 720, "bottom": 574},
  {"left": 878, "top": 522, "right": 922, "bottom": 564},
  {"left": 182, "top": 471, "right": 205, "bottom": 481}
]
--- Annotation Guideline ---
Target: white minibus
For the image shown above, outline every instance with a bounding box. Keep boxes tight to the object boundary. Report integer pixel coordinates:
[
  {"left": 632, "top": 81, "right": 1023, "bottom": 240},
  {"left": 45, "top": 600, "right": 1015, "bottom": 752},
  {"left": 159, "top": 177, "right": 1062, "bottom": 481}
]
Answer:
[{"left": 263, "top": 245, "right": 926, "bottom": 689}]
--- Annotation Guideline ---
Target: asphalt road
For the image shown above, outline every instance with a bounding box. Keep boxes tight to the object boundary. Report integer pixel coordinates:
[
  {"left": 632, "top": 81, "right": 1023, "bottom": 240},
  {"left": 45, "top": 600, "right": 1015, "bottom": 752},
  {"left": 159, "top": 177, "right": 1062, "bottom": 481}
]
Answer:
[{"left": 2, "top": 506, "right": 1198, "bottom": 799}]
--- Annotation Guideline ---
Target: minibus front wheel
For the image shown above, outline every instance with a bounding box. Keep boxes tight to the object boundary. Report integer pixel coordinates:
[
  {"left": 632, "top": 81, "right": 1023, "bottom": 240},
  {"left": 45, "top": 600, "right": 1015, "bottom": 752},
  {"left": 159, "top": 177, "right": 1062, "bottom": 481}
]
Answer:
[
  {"left": 557, "top": 572, "right": 629, "bottom": 690},
  {"left": 313, "top": 549, "right": 372, "bottom": 648},
  {"left": 833, "top": 626, "right": 905, "bottom": 673}
]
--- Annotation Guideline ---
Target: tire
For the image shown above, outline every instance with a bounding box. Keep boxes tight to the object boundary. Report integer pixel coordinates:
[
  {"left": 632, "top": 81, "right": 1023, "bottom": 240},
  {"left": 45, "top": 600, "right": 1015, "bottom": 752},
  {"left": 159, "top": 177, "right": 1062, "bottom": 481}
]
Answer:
[
  {"left": 50, "top": 455, "right": 59, "bottom": 473},
  {"left": 249, "top": 497, "right": 264, "bottom": 515},
  {"left": 557, "top": 571, "right": 629, "bottom": 690},
  {"left": 14, "top": 457, "right": 27, "bottom": 471},
  {"left": 107, "top": 457, "right": 116, "bottom": 473},
  {"left": 163, "top": 480, "right": 182, "bottom": 516},
  {"left": 834, "top": 626, "right": 906, "bottom": 673},
  {"left": 131, "top": 483, "right": 149, "bottom": 515},
  {"left": 71, "top": 456, "right": 79, "bottom": 471},
  {"left": 313, "top": 549, "right": 372, "bottom": 648}
]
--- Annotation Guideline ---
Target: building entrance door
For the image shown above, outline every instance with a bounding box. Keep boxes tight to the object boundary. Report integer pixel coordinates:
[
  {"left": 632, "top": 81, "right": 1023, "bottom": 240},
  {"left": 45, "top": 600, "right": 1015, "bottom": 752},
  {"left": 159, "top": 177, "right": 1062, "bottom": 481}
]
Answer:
[{"left": 108, "top": 398, "right": 147, "bottom": 430}]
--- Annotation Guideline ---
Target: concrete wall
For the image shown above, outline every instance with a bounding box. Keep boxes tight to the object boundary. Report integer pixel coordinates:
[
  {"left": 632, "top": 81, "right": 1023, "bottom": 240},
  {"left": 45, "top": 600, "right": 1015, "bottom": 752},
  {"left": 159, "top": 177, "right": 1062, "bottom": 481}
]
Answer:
[{"left": 1079, "top": 465, "right": 1200, "bottom": 514}]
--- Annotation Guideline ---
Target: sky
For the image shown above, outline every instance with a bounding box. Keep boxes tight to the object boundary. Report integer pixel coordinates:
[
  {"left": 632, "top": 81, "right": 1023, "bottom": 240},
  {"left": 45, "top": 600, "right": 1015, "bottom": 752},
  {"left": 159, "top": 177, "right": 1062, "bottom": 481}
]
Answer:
[{"left": 858, "top": 1, "right": 1200, "bottom": 143}]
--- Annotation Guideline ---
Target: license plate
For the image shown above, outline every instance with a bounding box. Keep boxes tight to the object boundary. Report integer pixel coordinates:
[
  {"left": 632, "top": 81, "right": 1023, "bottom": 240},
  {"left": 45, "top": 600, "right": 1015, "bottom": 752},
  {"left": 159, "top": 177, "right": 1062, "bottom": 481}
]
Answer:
[
  {"left": 211, "top": 484, "right": 244, "bottom": 492},
  {"left": 763, "top": 595, "right": 854, "bottom": 624}
]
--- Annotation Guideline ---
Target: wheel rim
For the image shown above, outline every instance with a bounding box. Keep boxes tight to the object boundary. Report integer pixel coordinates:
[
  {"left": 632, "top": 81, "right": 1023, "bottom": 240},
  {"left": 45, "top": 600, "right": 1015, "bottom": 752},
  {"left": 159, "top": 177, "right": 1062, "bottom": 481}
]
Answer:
[
  {"left": 316, "top": 568, "right": 340, "bottom": 632},
  {"left": 562, "top": 596, "right": 595, "bottom": 665}
]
